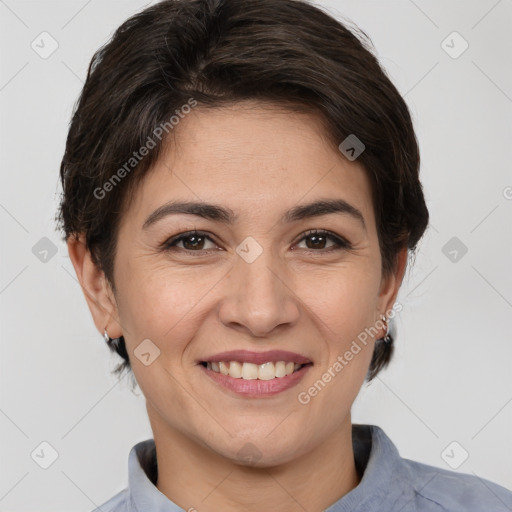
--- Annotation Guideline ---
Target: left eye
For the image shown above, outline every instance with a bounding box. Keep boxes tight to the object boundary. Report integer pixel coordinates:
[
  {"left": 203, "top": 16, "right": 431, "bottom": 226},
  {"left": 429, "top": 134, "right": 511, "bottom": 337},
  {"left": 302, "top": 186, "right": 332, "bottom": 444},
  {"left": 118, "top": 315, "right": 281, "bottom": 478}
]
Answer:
[
  {"left": 161, "top": 229, "right": 351, "bottom": 253},
  {"left": 295, "top": 229, "right": 350, "bottom": 252}
]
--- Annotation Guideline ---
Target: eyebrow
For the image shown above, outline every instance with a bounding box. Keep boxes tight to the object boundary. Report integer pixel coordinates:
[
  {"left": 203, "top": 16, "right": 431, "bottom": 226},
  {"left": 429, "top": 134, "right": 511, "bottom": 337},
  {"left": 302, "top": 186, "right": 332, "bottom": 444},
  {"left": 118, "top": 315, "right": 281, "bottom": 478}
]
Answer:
[{"left": 142, "top": 198, "right": 366, "bottom": 231}]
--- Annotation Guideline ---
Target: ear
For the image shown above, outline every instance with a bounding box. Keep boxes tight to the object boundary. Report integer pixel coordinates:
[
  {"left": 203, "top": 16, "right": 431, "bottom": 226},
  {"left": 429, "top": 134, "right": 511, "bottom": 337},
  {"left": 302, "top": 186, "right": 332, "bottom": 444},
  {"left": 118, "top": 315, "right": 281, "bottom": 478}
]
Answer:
[
  {"left": 67, "top": 234, "right": 123, "bottom": 339},
  {"left": 376, "top": 247, "right": 408, "bottom": 322}
]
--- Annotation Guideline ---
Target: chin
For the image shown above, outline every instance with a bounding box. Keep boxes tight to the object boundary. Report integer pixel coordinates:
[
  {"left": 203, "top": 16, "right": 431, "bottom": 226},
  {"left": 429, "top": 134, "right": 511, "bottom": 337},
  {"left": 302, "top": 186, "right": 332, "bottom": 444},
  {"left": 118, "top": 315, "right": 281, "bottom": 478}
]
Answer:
[{"left": 212, "top": 431, "right": 306, "bottom": 469}]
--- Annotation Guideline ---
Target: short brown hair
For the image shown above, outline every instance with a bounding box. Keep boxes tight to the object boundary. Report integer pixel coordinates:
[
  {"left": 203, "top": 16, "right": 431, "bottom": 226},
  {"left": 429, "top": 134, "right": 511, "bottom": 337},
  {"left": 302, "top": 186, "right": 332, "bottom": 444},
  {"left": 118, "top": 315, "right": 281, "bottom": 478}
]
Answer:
[{"left": 56, "top": 0, "right": 429, "bottom": 381}]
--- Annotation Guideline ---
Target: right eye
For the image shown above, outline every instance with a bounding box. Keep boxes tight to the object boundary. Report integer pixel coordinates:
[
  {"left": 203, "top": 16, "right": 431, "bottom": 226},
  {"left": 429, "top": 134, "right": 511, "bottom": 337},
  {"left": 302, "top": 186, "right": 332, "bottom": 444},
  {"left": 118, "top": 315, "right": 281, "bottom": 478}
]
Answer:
[{"left": 161, "top": 230, "right": 220, "bottom": 254}]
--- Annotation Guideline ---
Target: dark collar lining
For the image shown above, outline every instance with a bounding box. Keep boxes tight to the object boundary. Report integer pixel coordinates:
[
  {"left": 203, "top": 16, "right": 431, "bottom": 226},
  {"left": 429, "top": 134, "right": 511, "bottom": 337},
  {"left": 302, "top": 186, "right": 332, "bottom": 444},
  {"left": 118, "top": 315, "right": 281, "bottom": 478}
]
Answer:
[
  {"left": 138, "top": 441, "right": 158, "bottom": 485},
  {"left": 352, "top": 424, "right": 372, "bottom": 480}
]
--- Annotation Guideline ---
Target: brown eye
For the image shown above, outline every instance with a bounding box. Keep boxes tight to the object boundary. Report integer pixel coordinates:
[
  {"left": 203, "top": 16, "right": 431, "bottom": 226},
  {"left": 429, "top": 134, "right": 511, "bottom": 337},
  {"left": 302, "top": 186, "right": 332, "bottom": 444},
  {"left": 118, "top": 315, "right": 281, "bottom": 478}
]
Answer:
[
  {"left": 295, "top": 229, "right": 351, "bottom": 252},
  {"left": 162, "top": 231, "right": 217, "bottom": 252}
]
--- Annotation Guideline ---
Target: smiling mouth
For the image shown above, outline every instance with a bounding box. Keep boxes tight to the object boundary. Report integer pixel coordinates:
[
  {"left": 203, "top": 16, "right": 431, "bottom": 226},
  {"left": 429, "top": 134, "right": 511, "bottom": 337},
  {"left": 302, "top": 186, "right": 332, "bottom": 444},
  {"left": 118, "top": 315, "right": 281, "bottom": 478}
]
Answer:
[{"left": 199, "top": 360, "right": 313, "bottom": 380}]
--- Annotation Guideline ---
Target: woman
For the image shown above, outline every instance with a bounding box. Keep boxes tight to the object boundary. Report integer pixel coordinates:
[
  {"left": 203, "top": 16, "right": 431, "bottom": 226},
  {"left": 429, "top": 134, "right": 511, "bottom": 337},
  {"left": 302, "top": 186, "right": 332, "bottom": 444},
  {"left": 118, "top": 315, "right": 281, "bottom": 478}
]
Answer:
[{"left": 56, "top": 0, "right": 512, "bottom": 510}]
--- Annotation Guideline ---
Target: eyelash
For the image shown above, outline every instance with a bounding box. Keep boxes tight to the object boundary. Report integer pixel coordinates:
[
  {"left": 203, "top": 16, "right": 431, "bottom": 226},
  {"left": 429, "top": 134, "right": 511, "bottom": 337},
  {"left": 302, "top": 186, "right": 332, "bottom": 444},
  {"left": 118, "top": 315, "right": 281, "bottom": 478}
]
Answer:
[{"left": 160, "top": 229, "right": 352, "bottom": 256}]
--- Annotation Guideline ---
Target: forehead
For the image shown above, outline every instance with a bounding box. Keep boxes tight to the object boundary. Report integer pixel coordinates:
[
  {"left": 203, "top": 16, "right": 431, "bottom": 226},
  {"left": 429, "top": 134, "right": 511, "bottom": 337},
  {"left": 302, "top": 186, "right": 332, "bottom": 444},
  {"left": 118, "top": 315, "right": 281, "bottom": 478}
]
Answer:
[{"left": 124, "top": 102, "right": 375, "bottom": 231}]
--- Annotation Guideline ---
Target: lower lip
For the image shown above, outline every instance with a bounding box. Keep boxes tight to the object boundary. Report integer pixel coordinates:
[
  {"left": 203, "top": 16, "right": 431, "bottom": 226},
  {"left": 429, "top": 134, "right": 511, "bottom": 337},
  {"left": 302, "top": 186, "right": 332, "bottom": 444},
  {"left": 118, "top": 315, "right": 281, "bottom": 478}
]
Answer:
[{"left": 198, "top": 363, "right": 312, "bottom": 398}]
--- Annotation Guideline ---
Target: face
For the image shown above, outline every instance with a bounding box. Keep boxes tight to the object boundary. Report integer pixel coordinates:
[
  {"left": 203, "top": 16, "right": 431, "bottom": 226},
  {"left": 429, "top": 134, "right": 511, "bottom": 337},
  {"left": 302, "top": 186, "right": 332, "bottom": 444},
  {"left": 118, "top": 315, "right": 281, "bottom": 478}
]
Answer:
[{"left": 73, "top": 101, "right": 404, "bottom": 467}]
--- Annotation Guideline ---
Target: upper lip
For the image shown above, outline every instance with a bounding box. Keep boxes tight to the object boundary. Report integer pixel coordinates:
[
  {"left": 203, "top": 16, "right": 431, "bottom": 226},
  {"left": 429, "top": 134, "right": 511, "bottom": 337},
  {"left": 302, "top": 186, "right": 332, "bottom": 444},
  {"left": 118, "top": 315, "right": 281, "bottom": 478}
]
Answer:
[{"left": 199, "top": 350, "right": 312, "bottom": 365}]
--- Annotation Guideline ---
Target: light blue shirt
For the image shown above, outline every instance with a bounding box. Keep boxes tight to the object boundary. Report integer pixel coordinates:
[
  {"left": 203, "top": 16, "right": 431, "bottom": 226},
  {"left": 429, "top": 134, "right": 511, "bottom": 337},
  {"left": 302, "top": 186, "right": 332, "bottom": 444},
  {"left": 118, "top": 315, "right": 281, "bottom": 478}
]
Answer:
[{"left": 92, "top": 424, "right": 512, "bottom": 511}]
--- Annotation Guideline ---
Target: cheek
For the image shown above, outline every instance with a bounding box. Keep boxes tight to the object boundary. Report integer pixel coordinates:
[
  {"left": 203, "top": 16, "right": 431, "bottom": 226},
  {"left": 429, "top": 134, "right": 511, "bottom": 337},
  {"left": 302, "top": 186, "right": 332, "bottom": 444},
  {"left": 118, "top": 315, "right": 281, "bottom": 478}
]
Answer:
[
  {"left": 113, "top": 258, "right": 208, "bottom": 351},
  {"left": 295, "top": 271, "right": 377, "bottom": 427},
  {"left": 297, "top": 263, "right": 380, "bottom": 343}
]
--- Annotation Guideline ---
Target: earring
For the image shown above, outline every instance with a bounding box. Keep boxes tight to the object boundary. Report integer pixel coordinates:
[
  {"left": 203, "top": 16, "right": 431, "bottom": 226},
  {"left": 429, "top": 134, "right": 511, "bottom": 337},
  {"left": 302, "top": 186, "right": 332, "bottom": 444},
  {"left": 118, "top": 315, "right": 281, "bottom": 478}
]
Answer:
[
  {"left": 104, "top": 327, "right": 121, "bottom": 349},
  {"left": 380, "top": 315, "right": 392, "bottom": 345}
]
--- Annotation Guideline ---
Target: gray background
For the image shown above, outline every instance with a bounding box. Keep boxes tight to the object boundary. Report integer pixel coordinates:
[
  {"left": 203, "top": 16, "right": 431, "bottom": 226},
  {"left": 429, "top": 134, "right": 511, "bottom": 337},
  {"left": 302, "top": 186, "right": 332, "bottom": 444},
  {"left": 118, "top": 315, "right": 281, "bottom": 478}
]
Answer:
[{"left": 0, "top": 0, "right": 511, "bottom": 510}]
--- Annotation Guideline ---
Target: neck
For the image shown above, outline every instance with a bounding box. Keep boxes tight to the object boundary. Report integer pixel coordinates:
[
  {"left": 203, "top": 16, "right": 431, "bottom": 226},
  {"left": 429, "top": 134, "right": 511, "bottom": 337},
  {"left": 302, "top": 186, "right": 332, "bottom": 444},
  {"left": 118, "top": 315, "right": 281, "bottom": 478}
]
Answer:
[{"left": 148, "top": 405, "right": 360, "bottom": 512}]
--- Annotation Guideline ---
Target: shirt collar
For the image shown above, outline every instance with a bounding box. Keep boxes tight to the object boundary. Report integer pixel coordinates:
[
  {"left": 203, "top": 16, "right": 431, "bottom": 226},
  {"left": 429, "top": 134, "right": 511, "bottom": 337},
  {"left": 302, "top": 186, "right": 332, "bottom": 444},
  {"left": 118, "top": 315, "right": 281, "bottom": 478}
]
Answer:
[
  {"left": 325, "top": 424, "right": 414, "bottom": 511},
  {"left": 128, "top": 439, "right": 182, "bottom": 511},
  {"left": 127, "top": 424, "right": 414, "bottom": 511}
]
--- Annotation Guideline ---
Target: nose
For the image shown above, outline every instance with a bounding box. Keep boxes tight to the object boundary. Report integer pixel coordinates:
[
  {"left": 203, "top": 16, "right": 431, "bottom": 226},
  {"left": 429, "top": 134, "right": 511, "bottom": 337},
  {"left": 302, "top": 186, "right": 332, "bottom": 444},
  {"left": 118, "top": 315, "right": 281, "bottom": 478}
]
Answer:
[{"left": 218, "top": 244, "right": 300, "bottom": 337}]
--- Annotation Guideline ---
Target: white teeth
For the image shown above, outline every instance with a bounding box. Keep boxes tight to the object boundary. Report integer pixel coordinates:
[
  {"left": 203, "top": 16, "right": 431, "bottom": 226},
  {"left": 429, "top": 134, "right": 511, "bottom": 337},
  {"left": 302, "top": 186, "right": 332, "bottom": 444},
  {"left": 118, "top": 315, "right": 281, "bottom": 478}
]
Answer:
[
  {"left": 275, "top": 361, "right": 286, "bottom": 378},
  {"left": 258, "top": 362, "right": 275, "bottom": 380},
  {"left": 229, "top": 361, "right": 243, "bottom": 379},
  {"left": 219, "top": 361, "right": 230, "bottom": 375},
  {"left": 241, "top": 362, "right": 258, "bottom": 380},
  {"left": 206, "top": 360, "right": 306, "bottom": 379}
]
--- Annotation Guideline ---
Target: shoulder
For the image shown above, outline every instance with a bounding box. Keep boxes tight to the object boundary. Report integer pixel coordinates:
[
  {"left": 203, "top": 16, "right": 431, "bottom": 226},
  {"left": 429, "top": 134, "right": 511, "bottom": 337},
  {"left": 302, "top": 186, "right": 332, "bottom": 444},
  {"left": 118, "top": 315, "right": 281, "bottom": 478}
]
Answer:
[
  {"left": 402, "top": 457, "right": 512, "bottom": 511},
  {"left": 357, "top": 425, "right": 512, "bottom": 512},
  {"left": 90, "top": 488, "right": 129, "bottom": 512}
]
